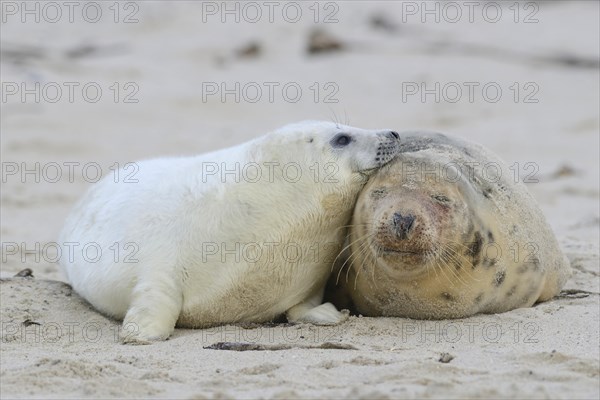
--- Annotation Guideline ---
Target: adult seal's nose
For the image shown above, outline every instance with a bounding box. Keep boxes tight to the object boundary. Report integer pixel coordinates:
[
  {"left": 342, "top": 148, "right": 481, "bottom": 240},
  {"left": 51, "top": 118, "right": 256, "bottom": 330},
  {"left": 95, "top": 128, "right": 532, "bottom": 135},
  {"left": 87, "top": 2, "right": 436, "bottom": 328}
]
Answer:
[{"left": 393, "top": 212, "right": 415, "bottom": 239}]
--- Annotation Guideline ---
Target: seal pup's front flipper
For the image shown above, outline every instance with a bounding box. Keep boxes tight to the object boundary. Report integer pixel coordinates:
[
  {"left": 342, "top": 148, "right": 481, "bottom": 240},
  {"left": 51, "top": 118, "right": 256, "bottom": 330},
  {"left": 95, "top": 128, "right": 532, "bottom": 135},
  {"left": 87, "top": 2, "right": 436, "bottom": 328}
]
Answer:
[{"left": 286, "top": 286, "right": 349, "bottom": 325}]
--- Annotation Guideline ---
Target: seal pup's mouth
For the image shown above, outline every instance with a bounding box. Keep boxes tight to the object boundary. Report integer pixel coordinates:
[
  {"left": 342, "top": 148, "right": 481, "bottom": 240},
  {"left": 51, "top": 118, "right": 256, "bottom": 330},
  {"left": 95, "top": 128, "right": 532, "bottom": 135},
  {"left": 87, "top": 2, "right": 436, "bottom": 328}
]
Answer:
[
  {"left": 357, "top": 142, "right": 400, "bottom": 176},
  {"left": 350, "top": 130, "right": 400, "bottom": 175},
  {"left": 374, "top": 133, "right": 401, "bottom": 168}
]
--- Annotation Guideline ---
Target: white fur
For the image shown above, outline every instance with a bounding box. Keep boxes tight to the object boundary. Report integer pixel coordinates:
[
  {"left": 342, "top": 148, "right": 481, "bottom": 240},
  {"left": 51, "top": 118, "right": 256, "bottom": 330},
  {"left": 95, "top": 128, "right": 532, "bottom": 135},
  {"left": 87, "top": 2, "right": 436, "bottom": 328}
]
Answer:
[{"left": 59, "top": 121, "right": 399, "bottom": 343}]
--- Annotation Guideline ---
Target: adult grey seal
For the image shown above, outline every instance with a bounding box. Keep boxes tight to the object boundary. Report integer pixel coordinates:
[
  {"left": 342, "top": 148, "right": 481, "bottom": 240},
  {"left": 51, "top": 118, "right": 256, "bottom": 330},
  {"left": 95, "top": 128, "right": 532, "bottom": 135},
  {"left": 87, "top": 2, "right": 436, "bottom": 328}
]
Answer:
[{"left": 327, "top": 131, "right": 571, "bottom": 319}]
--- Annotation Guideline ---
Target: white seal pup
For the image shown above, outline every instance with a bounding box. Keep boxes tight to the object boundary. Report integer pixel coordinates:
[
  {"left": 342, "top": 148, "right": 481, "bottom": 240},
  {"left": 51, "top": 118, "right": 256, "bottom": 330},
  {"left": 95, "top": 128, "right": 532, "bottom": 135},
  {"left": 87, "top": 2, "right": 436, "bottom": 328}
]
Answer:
[
  {"left": 326, "top": 131, "right": 571, "bottom": 319},
  {"left": 59, "top": 121, "right": 400, "bottom": 343}
]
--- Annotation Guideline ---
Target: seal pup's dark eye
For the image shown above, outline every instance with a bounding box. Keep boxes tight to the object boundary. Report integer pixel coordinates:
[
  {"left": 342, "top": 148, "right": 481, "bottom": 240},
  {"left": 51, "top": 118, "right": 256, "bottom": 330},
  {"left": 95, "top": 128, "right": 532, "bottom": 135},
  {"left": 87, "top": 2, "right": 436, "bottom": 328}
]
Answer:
[
  {"left": 432, "top": 194, "right": 451, "bottom": 204},
  {"left": 332, "top": 133, "right": 352, "bottom": 147}
]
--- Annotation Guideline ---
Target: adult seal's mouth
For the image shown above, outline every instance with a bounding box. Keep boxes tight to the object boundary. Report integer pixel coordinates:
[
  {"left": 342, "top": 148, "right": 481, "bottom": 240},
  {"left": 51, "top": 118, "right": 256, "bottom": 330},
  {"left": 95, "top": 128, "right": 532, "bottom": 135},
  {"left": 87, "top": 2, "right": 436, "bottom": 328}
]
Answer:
[
  {"left": 381, "top": 248, "right": 421, "bottom": 255},
  {"left": 374, "top": 243, "right": 426, "bottom": 260}
]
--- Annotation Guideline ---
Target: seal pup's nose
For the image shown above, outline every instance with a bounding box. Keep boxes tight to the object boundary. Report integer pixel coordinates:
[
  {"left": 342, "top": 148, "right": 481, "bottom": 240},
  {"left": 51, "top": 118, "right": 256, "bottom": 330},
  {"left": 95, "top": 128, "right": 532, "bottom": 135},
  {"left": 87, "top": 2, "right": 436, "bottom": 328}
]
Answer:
[
  {"left": 387, "top": 131, "right": 400, "bottom": 140},
  {"left": 392, "top": 212, "right": 415, "bottom": 239}
]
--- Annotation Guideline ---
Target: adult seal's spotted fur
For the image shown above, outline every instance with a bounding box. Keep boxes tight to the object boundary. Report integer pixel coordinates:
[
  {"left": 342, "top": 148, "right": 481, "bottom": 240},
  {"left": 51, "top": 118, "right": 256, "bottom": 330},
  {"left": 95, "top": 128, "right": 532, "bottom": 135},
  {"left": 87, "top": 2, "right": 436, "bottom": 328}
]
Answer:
[
  {"left": 60, "top": 121, "right": 400, "bottom": 343},
  {"left": 326, "top": 131, "right": 571, "bottom": 319}
]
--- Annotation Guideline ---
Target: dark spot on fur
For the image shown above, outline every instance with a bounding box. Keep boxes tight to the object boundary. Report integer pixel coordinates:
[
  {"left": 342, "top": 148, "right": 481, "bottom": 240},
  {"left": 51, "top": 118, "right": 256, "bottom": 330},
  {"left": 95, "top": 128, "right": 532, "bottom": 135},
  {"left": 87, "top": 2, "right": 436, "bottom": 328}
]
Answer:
[
  {"left": 506, "top": 285, "right": 517, "bottom": 297},
  {"left": 517, "top": 264, "right": 529, "bottom": 274},
  {"left": 482, "top": 256, "right": 497, "bottom": 269},
  {"left": 494, "top": 271, "right": 506, "bottom": 287},
  {"left": 529, "top": 257, "right": 541, "bottom": 271},
  {"left": 441, "top": 292, "right": 455, "bottom": 301},
  {"left": 487, "top": 231, "right": 494, "bottom": 242},
  {"left": 307, "top": 138, "right": 314, "bottom": 143},
  {"left": 510, "top": 225, "right": 518, "bottom": 235},
  {"left": 464, "top": 219, "right": 475, "bottom": 237},
  {"left": 467, "top": 231, "right": 483, "bottom": 268},
  {"left": 474, "top": 293, "right": 484, "bottom": 303},
  {"left": 482, "top": 187, "right": 493, "bottom": 199}
]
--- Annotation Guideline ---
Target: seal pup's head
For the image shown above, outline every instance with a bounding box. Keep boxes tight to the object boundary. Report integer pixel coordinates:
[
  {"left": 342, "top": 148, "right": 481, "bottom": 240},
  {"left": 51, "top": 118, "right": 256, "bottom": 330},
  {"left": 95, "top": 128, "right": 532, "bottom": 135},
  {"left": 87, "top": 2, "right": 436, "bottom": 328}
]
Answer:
[{"left": 266, "top": 121, "right": 401, "bottom": 177}]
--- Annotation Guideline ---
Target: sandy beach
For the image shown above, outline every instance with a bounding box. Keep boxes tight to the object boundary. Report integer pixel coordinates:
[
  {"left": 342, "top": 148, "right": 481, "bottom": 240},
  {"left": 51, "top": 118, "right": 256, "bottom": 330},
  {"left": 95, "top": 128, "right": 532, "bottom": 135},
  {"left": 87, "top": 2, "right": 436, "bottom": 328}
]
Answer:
[{"left": 1, "top": 1, "right": 599, "bottom": 398}]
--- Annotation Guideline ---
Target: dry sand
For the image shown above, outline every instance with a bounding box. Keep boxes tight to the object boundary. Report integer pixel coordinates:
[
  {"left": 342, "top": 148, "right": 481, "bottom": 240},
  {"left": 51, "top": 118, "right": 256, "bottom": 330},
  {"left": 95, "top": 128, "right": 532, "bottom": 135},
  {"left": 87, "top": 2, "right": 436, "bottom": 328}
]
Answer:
[{"left": 1, "top": 1, "right": 598, "bottom": 398}]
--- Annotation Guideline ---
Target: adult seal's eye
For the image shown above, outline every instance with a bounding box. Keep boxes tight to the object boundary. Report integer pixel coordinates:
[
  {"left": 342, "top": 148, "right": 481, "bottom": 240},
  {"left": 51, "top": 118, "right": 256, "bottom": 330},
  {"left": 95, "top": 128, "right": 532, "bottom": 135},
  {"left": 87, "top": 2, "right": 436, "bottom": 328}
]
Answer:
[
  {"left": 332, "top": 134, "right": 352, "bottom": 147},
  {"left": 432, "top": 194, "right": 451, "bottom": 204},
  {"left": 371, "top": 187, "right": 388, "bottom": 199}
]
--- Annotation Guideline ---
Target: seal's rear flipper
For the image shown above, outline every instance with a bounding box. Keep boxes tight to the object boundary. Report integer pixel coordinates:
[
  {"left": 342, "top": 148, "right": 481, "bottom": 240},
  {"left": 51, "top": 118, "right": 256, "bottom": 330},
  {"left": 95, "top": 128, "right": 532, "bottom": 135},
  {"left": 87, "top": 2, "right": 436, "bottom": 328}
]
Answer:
[{"left": 121, "top": 272, "right": 182, "bottom": 344}]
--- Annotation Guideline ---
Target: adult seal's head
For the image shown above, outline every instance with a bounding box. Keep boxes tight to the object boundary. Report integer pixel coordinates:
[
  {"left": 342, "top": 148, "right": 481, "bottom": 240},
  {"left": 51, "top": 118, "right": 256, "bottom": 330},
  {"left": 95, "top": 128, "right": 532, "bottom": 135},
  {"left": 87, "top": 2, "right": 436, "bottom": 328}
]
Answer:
[{"left": 328, "top": 131, "right": 571, "bottom": 319}]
